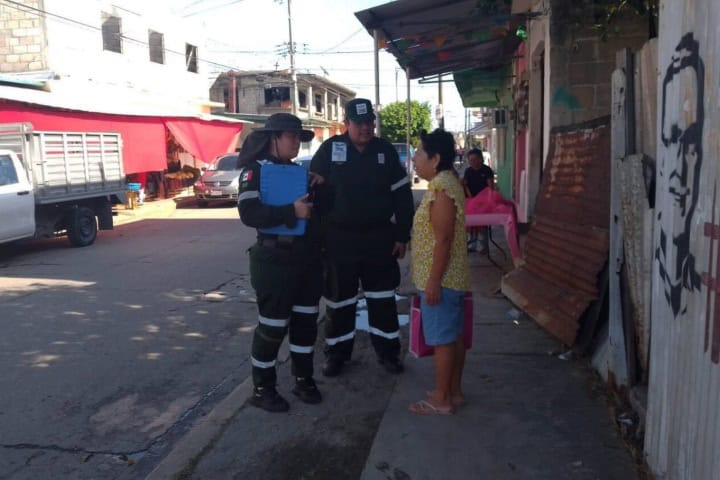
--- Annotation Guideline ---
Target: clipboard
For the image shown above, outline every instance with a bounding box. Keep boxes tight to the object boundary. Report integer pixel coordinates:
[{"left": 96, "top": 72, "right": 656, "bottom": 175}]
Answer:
[{"left": 258, "top": 162, "right": 308, "bottom": 236}]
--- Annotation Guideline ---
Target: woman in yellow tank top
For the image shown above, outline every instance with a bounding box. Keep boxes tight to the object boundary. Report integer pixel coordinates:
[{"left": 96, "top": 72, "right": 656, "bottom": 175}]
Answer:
[{"left": 410, "top": 129, "right": 470, "bottom": 415}]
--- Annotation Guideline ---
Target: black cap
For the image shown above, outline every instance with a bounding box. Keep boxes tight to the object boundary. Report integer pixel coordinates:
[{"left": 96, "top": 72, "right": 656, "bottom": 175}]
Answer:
[
  {"left": 254, "top": 113, "right": 314, "bottom": 142},
  {"left": 345, "top": 98, "right": 376, "bottom": 122}
]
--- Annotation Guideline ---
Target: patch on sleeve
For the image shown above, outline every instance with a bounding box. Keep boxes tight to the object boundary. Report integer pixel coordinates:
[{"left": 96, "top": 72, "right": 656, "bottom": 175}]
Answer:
[{"left": 241, "top": 169, "right": 253, "bottom": 182}]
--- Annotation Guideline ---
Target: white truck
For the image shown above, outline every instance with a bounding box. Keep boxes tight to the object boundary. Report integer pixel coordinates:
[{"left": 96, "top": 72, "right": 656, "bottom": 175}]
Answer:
[{"left": 0, "top": 123, "right": 126, "bottom": 247}]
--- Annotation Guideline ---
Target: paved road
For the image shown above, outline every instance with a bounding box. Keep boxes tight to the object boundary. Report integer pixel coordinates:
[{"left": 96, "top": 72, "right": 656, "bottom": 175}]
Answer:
[{"left": 0, "top": 204, "right": 258, "bottom": 479}]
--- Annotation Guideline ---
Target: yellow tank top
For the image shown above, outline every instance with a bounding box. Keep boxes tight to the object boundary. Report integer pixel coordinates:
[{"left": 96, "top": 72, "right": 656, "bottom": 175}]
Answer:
[{"left": 411, "top": 170, "right": 471, "bottom": 291}]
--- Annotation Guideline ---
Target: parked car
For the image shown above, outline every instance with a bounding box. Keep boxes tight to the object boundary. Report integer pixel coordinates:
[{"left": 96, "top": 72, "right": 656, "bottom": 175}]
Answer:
[
  {"left": 392, "top": 142, "right": 419, "bottom": 183},
  {"left": 193, "top": 153, "right": 241, "bottom": 207},
  {"left": 293, "top": 155, "right": 312, "bottom": 169}
]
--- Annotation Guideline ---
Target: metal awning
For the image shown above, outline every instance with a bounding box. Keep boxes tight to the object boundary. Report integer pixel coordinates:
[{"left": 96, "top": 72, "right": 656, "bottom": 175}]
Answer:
[{"left": 354, "top": 0, "right": 525, "bottom": 81}]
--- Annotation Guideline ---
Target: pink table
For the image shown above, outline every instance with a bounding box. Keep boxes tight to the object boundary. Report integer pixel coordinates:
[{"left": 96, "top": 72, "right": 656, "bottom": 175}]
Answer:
[
  {"left": 465, "top": 213, "right": 522, "bottom": 262},
  {"left": 464, "top": 190, "right": 522, "bottom": 266}
]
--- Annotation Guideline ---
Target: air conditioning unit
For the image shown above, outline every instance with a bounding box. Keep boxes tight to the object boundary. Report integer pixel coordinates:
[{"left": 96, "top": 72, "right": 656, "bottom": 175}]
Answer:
[{"left": 493, "top": 108, "right": 508, "bottom": 128}]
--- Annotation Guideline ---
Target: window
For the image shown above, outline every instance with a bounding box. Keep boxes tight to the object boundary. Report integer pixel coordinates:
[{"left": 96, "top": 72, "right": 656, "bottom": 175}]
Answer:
[
  {"left": 0, "top": 155, "right": 19, "bottom": 186},
  {"left": 298, "top": 91, "right": 306, "bottom": 108},
  {"left": 185, "top": 43, "right": 198, "bottom": 73},
  {"left": 148, "top": 30, "right": 164, "bottom": 64},
  {"left": 101, "top": 14, "right": 122, "bottom": 53},
  {"left": 264, "top": 87, "right": 290, "bottom": 105},
  {"left": 314, "top": 94, "right": 323, "bottom": 114}
]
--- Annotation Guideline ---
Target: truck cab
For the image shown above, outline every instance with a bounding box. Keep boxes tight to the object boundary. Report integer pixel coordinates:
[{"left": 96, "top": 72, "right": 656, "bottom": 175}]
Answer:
[{"left": 0, "top": 149, "right": 35, "bottom": 243}]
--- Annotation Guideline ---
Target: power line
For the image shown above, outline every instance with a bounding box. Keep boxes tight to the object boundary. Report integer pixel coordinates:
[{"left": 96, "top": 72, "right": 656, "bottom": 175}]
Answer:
[
  {"left": 317, "top": 28, "right": 364, "bottom": 53},
  {"left": 0, "top": 0, "right": 419, "bottom": 92},
  {"left": 181, "top": 0, "right": 246, "bottom": 17},
  {"left": 174, "top": 0, "right": 207, "bottom": 14},
  {"left": 0, "top": 0, "right": 241, "bottom": 71},
  {"left": 208, "top": 49, "right": 374, "bottom": 55}
]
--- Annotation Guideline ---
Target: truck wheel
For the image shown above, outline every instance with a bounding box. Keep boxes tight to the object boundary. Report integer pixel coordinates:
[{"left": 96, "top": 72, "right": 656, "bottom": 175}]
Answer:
[{"left": 67, "top": 207, "right": 97, "bottom": 247}]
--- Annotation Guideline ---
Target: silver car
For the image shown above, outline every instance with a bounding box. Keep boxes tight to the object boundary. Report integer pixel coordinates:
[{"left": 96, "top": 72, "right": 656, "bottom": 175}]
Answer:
[{"left": 193, "top": 153, "right": 241, "bottom": 207}]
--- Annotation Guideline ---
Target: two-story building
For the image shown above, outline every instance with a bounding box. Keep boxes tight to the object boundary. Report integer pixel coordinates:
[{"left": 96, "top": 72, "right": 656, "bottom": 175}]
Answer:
[
  {"left": 210, "top": 70, "right": 355, "bottom": 154},
  {"left": 0, "top": 0, "right": 243, "bottom": 188}
]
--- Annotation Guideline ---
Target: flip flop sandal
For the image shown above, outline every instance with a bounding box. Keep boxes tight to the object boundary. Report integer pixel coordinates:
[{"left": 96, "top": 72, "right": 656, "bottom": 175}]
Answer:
[{"left": 409, "top": 399, "right": 454, "bottom": 416}]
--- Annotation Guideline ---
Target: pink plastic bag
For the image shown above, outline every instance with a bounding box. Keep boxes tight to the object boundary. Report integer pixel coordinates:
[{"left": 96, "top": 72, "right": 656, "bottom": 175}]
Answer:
[{"left": 409, "top": 293, "right": 473, "bottom": 358}]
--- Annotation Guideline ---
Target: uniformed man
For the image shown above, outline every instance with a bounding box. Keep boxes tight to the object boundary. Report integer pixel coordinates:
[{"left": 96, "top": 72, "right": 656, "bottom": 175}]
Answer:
[
  {"left": 310, "top": 98, "right": 415, "bottom": 377},
  {"left": 238, "top": 113, "right": 327, "bottom": 412}
]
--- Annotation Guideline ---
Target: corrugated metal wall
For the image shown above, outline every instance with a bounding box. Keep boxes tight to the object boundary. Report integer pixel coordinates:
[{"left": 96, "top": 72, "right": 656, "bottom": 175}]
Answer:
[
  {"left": 502, "top": 117, "right": 611, "bottom": 346},
  {"left": 645, "top": 1, "right": 720, "bottom": 478}
]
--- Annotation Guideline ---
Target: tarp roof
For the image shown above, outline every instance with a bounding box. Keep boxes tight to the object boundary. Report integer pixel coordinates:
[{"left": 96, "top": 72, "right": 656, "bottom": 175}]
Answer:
[
  {"left": 354, "top": 0, "right": 524, "bottom": 80},
  {"left": 0, "top": 82, "right": 246, "bottom": 123},
  {"left": 0, "top": 99, "right": 243, "bottom": 174}
]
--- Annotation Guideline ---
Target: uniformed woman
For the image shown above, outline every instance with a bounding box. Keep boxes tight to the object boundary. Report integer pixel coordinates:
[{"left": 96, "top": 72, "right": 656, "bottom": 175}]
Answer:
[{"left": 237, "top": 113, "right": 325, "bottom": 412}]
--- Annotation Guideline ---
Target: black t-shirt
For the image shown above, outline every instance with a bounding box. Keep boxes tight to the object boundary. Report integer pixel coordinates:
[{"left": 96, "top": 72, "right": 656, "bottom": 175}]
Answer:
[{"left": 463, "top": 164, "right": 494, "bottom": 197}]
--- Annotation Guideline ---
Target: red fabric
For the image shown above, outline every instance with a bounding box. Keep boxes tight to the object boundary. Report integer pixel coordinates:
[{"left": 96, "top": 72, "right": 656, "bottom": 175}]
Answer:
[
  {"left": 0, "top": 100, "right": 243, "bottom": 174},
  {"left": 165, "top": 119, "right": 241, "bottom": 164},
  {"left": 465, "top": 187, "right": 516, "bottom": 214},
  {"left": 0, "top": 100, "right": 166, "bottom": 174},
  {"left": 465, "top": 188, "right": 522, "bottom": 262},
  {"left": 128, "top": 171, "right": 148, "bottom": 188}
]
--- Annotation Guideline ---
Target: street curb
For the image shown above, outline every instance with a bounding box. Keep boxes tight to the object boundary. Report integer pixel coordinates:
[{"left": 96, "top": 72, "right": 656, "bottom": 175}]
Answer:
[
  {"left": 145, "top": 340, "right": 289, "bottom": 479},
  {"left": 145, "top": 376, "right": 254, "bottom": 480}
]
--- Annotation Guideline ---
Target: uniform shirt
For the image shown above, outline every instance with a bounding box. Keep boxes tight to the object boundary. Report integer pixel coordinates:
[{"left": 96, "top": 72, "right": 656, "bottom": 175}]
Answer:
[
  {"left": 310, "top": 133, "right": 414, "bottom": 243},
  {"left": 463, "top": 164, "right": 494, "bottom": 197},
  {"left": 412, "top": 170, "right": 470, "bottom": 291}
]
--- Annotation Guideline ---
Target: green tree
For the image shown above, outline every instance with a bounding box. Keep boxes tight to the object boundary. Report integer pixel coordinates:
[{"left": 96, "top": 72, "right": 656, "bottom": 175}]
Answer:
[{"left": 378, "top": 101, "right": 432, "bottom": 144}]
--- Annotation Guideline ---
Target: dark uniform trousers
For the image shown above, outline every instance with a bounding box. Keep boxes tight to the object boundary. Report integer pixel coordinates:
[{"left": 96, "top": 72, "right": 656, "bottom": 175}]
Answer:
[
  {"left": 323, "top": 224, "right": 401, "bottom": 362},
  {"left": 249, "top": 240, "right": 322, "bottom": 388}
]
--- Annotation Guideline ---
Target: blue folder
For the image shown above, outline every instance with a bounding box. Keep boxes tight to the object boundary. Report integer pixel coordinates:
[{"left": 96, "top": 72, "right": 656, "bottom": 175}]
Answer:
[{"left": 258, "top": 162, "right": 308, "bottom": 236}]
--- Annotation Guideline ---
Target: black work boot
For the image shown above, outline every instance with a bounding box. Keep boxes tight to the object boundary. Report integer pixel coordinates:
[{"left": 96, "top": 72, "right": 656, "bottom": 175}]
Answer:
[
  {"left": 322, "top": 357, "right": 344, "bottom": 377},
  {"left": 292, "top": 377, "right": 322, "bottom": 404},
  {"left": 248, "top": 386, "right": 290, "bottom": 413},
  {"left": 378, "top": 356, "right": 404, "bottom": 374}
]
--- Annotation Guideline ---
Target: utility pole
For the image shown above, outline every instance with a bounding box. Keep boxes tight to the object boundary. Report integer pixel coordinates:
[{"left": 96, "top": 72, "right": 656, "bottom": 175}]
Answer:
[
  {"left": 395, "top": 68, "right": 399, "bottom": 102},
  {"left": 286, "top": 0, "right": 298, "bottom": 115},
  {"left": 373, "top": 29, "right": 381, "bottom": 137},
  {"left": 406, "top": 67, "right": 411, "bottom": 175},
  {"left": 437, "top": 75, "right": 444, "bottom": 129}
]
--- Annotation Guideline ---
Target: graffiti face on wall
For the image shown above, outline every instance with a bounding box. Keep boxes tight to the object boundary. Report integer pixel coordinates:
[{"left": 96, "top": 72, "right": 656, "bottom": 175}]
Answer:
[{"left": 656, "top": 32, "right": 704, "bottom": 318}]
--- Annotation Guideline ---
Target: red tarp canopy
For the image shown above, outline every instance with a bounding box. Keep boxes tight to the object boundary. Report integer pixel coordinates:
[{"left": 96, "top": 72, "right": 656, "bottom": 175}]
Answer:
[
  {"left": 0, "top": 100, "right": 243, "bottom": 174},
  {"left": 165, "top": 119, "right": 241, "bottom": 164}
]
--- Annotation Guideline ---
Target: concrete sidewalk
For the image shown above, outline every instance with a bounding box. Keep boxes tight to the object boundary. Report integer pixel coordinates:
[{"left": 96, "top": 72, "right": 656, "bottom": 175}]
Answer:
[
  {"left": 112, "top": 193, "right": 195, "bottom": 225},
  {"left": 359, "top": 248, "right": 639, "bottom": 480},
  {"left": 124, "top": 189, "right": 640, "bottom": 479}
]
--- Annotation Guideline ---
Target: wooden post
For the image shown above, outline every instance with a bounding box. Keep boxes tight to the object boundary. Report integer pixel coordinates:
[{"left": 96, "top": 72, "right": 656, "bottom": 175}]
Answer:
[{"left": 608, "top": 51, "right": 632, "bottom": 387}]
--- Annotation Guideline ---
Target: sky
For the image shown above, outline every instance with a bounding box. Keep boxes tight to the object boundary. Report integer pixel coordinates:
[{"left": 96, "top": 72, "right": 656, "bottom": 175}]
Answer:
[{"left": 143, "top": 0, "right": 467, "bottom": 131}]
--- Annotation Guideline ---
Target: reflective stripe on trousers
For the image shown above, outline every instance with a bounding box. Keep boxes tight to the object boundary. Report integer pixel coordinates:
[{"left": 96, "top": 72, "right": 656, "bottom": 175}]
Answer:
[
  {"left": 249, "top": 243, "right": 322, "bottom": 388},
  {"left": 322, "top": 229, "right": 402, "bottom": 362}
]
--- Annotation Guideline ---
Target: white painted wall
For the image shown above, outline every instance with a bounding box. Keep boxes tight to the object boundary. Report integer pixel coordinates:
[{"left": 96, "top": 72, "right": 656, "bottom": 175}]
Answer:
[{"left": 41, "top": 0, "right": 210, "bottom": 110}]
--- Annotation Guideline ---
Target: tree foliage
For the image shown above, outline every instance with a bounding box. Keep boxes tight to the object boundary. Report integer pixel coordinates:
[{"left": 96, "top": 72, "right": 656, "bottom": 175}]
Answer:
[
  {"left": 590, "top": 0, "right": 659, "bottom": 39},
  {"left": 378, "top": 101, "right": 432, "bottom": 144}
]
